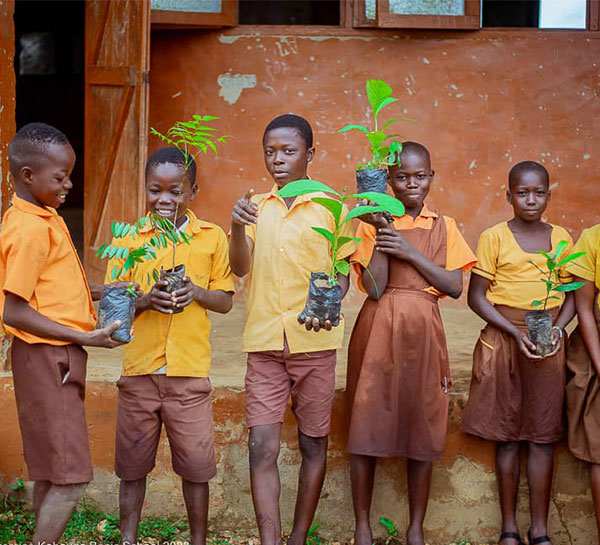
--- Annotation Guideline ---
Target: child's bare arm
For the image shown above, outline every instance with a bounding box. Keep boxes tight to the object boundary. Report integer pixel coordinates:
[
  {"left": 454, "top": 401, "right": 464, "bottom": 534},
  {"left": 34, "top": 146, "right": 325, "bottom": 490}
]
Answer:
[
  {"left": 574, "top": 278, "right": 600, "bottom": 375},
  {"left": 361, "top": 249, "right": 389, "bottom": 300},
  {"left": 468, "top": 274, "right": 540, "bottom": 360},
  {"left": 375, "top": 227, "right": 462, "bottom": 298},
  {"left": 554, "top": 291, "right": 576, "bottom": 330},
  {"left": 3, "top": 292, "right": 122, "bottom": 348},
  {"left": 229, "top": 190, "right": 257, "bottom": 277}
]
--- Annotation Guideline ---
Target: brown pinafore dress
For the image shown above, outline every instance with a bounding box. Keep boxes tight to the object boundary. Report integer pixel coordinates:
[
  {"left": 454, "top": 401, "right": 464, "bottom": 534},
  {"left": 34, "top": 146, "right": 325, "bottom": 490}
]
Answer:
[
  {"left": 345, "top": 216, "right": 451, "bottom": 461},
  {"left": 566, "top": 299, "right": 600, "bottom": 463}
]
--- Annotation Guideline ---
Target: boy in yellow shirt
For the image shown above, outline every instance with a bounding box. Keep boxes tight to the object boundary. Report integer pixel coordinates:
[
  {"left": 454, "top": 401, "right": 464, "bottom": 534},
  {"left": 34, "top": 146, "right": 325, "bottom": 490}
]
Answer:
[
  {"left": 106, "top": 147, "right": 235, "bottom": 545},
  {"left": 1, "top": 123, "right": 122, "bottom": 545},
  {"left": 229, "top": 114, "right": 356, "bottom": 545}
]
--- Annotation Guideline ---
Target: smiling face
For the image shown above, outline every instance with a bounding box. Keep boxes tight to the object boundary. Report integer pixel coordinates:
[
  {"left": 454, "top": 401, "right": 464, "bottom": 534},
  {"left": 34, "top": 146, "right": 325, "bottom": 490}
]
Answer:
[
  {"left": 21, "top": 143, "right": 75, "bottom": 209},
  {"left": 146, "top": 162, "right": 197, "bottom": 228},
  {"left": 506, "top": 169, "right": 550, "bottom": 222},
  {"left": 263, "top": 127, "right": 314, "bottom": 187},
  {"left": 388, "top": 148, "right": 434, "bottom": 214}
]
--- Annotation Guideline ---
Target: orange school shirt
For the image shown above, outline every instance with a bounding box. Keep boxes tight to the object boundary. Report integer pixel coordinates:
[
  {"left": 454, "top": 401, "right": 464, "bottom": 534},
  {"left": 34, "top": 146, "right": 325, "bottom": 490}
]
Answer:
[
  {"left": 472, "top": 221, "right": 573, "bottom": 310},
  {"left": 0, "top": 194, "right": 96, "bottom": 345},
  {"left": 567, "top": 224, "right": 600, "bottom": 310},
  {"left": 352, "top": 204, "right": 477, "bottom": 295},
  {"left": 105, "top": 210, "right": 235, "bottom": 377},
  {"left": 243, "top": 185, "right": 357, "bottom": 354}
]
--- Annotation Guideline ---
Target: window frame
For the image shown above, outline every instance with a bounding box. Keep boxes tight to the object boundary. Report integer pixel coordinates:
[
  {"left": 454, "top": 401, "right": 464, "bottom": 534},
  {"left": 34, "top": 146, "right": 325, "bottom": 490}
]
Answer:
[
  {"left": 374, "top": 0, "right": 481, "bottom": 29},
  {"left": 151, "top": 0, "right": 238, "bottom": 28}
]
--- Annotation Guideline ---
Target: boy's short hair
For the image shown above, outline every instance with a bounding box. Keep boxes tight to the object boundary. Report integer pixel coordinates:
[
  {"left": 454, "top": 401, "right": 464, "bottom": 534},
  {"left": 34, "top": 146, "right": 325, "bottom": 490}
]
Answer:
[
  {"left": 8, "top": 122, "right": 69, "bottom": 177},
  {"left": 508, "top": 161, "right": 549, "bottom": 189},
  {"left": 146, "top": 147, "right": 197, "bottom": 187},
  {"left": 263, "top": 114, "right": 313, "bottom": 149},
  {"left": 399, "top": 141, "right": 431, "bottom": 169}
]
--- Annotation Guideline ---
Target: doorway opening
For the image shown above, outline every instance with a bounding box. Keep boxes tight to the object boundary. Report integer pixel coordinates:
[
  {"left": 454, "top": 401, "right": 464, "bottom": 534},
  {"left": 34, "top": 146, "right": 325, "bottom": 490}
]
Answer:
[{"left": 14, "top": 0, "right": 85, "bottom": 256}]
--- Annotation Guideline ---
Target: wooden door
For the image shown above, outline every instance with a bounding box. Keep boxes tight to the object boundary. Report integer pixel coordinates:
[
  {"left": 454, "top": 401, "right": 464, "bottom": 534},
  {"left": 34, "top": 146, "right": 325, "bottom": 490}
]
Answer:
[{"left": 84, "top": 0, "right": 150, "bottom": 283}]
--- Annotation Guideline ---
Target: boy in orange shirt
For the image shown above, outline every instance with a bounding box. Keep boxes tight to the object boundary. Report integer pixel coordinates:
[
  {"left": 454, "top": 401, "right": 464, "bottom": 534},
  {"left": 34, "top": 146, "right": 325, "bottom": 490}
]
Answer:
[
  {"left": 1, "top": 123, "right": 122, "bottom": 545},
  {"left": 105, "top": 147, "right": 235, "bottom": 545},
  {"left": 229, "top": 114, "right": 356, "bottom": 545}
]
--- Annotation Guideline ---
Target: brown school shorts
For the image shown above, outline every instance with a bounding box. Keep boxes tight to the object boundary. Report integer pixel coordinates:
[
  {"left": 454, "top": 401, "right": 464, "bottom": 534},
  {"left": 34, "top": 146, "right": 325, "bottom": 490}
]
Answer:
[
  {"left": 11, "top": 337, "right": 93, "bottom": 485},
  {"left": 115, "top": 375, "right": 216, "bottom": 483},
  {"left": 245, "top": 341, "right": 337, "bottom": 437}
]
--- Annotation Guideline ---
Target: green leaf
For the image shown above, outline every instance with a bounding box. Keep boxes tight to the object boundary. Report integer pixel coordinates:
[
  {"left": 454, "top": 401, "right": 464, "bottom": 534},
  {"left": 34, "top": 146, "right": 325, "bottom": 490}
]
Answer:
[
  {"left": 366, "top": 79, "right": 393, "bottom": 118},
  {"left": 374, "top": 96, "right": 398, "bottom": 118},
  {"left": 336, "top": 124, "right": 369, "bottom": 134},
  {"left": 352, "top": 191, "right": 405, "bottom": 217},
  {"left": 532, "top": 300, "right": 544, "bottom": 307},
  {"left": 335, "top": 259, "right": 350, "bottom": 276},
  {"left": 366, "top": 131, "right": 386, "bottom": 147},
  {"left": 553, "top": 240, "right": 568, "bottom": 260},
  {"left": 108, "top": 245, "right": 120, "bottom": 259},
  {"left": 152, "top": 269, "right": 160, "bottom": 283},
  {"left": 312, "top": 197, "right": 343, "bottom": 223},
  {"left": 382, "top": 117, "right": 415, "bottom": 131},
  {"left": 111, "top": 266, "right": 119, "bottom": 281},
  {"left": 277, "top": 179, "right": 340, "bottom": 198},
  {"left": 553, "top": 281, "right": 586, "bottom": 293},
  {"left": 379, "top": 517, "right": 398, "bottom": 537},
  {"left": 556, "top": 251, "right": 586, "bottom": 267},
  {"left": 160, "top": 233, "right": 167, "bottom": 248},
  {"left": 337, "top": 235, "right": 360, "bottom": 249},
  {"left": 311, "top": 226, "right": 335, "bottom": 245},
  {"left": 343, "top": 205, "right": 385, "bottom": 223},
  {"left": 537, "top": 250, "right": 553, "bottom": 261},
  {"left": 111, "top": 222, "right": 117, "bottom": 237},
  {"left": 101, "top": 245, "right": 112, "bottom": 259},
  {"left": 95, "top": 243, "right": 107, "bottom": 257}
]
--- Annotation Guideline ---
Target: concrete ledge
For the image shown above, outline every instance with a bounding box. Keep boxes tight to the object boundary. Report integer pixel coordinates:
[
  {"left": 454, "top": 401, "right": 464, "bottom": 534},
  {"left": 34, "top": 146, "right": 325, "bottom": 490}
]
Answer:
[{"left": 0, "top": 378, "right": 596, "bottom": 544}]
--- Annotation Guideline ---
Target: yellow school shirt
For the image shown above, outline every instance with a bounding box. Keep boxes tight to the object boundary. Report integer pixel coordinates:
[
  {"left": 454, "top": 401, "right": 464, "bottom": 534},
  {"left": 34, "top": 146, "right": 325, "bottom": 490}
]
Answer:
[
  {"left": 351, "top": 204, "right": 477, "bottom": 295},
  {"left": 105, "top": 210, "right": 235, "bottom": 377},
  {"left": 472, "top": 221, "right": 573, "bottom": 310},
  {"left": 243, "top": 184, "right": 357, "bottom": 354},
  {"left": 0, "top": 195, "right": 96, "bottom": 344},
  {"left": 567, "top": 224, "right": 600, "bottom": 310}
]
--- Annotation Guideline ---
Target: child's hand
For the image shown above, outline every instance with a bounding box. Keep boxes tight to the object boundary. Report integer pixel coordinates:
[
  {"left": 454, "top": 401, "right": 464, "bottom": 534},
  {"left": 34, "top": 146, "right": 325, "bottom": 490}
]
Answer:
[
  {"left": 232, "top": 189, "right": 258, "bottom": 226},
  {"left": 356, "top": 200, "right": 391, "bottom": 230},
  {"left": 146, "top": 281, "right": 178, "bottom": 314},
  {"left": 513, "top": 331, "right": 542, "bottom": 360},
  {"left": 298, "top": 315, "right": 334, "bottom": 333},
  {"left": 375, "top": 227, "right": 416, "bottom": 261},
  {"left": 85, "top": 321, "right": 124, "bottom": 348},
  {"left": 540, "top": 327, "right": 563, "bottom": 359},
  {"left": 109, "top": 281, "right": 144, "bottom": 298},
  {"left": 170, "top": 277, "right": 195, "bottom": 310}
]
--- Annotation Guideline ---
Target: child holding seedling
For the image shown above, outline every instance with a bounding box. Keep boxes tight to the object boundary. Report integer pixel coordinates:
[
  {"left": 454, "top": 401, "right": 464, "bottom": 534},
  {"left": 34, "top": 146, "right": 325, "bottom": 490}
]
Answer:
[
  {"left": 462, "top": 161, "right": 577, "bottom": 545},
  {"left": 1, "top": 123, "right": 123, "bottom": 545},
  {"left": 228, "top": 114, "right": 357, "bottom": 545},
  {"left": 565, "top": 224, "right": 600, "bottom": 543},
  {"left": 346, "top": 141, "right": 476, "bottom": 545},
  {"left": 105, "top": 147, "right": 234, "bottom": 545}
]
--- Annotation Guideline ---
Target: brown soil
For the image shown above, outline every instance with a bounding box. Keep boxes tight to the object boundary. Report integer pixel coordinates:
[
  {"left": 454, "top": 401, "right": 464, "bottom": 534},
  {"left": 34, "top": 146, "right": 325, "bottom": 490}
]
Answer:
[{"left": 81, "top": 297, "right": 484, "bottom": 394}]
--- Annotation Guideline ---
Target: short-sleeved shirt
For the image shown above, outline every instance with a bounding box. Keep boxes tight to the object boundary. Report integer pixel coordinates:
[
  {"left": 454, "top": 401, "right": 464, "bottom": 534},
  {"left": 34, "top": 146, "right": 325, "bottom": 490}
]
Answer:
[
  {"left": 351, "top": 204, "right": 477, "bottom": 296},
  {"left": 243, "top": 184, "right": 357, "bottom": 354},
  {"left": 105, "top": 209, "right": 235, "bottom": 377},
  {"left": 567, "top": 224, "right": 600, "bottom": 310},
  {"left": 472, "top": 221, "right": 573, "bottom": 310},
  {"left": 0, "top": 194, "right": 96, "bottom": 345}
]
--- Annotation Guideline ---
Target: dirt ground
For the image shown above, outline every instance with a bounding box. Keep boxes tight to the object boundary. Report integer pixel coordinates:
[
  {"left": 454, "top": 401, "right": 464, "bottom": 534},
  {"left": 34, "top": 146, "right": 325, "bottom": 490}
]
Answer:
[{"left": 81, "top": 297, "right": 485, "bottom": 394}]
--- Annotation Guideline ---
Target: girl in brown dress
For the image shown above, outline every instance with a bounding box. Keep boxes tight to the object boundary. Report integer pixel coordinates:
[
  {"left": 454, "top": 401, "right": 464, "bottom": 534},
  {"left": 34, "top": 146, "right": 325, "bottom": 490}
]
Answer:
[
  {"left": 346, "top": 142, "right": 476, "bottom": 545},
  {"left": 565, "top": 224, "right": 600, "bottom": 542},
  {"left": 462, "top": 161, "right": 576, "bottom": 545}
]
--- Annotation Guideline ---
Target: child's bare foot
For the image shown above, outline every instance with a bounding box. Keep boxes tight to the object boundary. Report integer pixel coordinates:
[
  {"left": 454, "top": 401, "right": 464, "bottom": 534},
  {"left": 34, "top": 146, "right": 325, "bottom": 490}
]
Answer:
[
  {"left": 354, "top": 522, "right": 373, "bottom": 545},
  {"left": 406, "top": 525, "right": 425, "bottom": 545}
]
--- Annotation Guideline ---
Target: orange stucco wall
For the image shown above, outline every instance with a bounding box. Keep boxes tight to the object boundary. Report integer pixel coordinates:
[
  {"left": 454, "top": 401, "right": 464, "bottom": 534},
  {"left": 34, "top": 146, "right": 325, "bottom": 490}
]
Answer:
[{"left": 148, "top": 27, "right": 600, "bottom": 251}]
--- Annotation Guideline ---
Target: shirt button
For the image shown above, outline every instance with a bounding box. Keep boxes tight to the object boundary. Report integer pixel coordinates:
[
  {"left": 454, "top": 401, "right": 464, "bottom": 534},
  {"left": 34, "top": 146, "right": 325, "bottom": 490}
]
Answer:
[
  {"left": 280, "top": 247, "right": 284, "bottom": 252},
  {"left": 282, "top": 312, "right": 287, "bottom": 316}
]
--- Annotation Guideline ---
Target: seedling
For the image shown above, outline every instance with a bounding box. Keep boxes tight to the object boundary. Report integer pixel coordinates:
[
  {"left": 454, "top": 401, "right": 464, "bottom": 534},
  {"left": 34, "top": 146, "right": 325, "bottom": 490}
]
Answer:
[
  {"left": 379, "top": 517, "right": 399, "bottom": 538},
  {"left": 525, "top": 240, "right": 585, "bottom": 355},
  {"left": 529, "top": 240, "right": 585, "bottom": 310},
  {"left": 338, "top": 79, "right": 413, "bottom": 171}
]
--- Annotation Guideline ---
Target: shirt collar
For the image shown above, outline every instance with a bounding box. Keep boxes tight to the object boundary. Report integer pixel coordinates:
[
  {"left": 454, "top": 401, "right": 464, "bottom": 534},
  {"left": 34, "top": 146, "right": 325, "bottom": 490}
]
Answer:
[
  {"left": 11, "top": 194, "right": 57, "bottom": 218},
  {"left": 417, "top": 203, "right": 438, "bottom": 219}
]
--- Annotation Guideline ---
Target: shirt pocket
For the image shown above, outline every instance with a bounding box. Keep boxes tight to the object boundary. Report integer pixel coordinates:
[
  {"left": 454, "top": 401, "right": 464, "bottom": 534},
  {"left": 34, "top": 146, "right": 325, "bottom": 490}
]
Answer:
[
  {"left": 299, "top": 226, "right": 333, "bottom": 274},
  {"left": 186, "top": 247, "right": 214, "bottom": 289}
]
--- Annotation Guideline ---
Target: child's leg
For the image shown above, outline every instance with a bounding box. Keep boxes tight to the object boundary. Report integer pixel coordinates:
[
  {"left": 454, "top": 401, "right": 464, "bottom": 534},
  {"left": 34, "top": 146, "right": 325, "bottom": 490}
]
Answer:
[
  {"left": 406, "top": 458, "right": 432, "bottom": 545},
  {"left": 350, "top": 454, "right": 377, "bottom": 545},
  {"left": 496, "top": 441, "right": 521, "bottom": 544},
  {"left": 182, "top": 480, "right": 209, "bottom": 545},
  {"left": 249, "top": 423, "right": 283, "bottom": 545},
  {"left": 33, "top": 480, "right": 51, "bottom": 519},
  {"left": 119, "top": 477, "right": 147, "bottom": 545},
  {"left": 288, "top": 431, "right": 328, "bottom": 545},
  {"left": 527, "top": 442, "right": 554, "bottom": 544},
  {"left": 591, "top": 463, "right": 600, "bottom": 543},
  {"left": 33, "top": 482, "right": 87, "bottom": 545}
]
